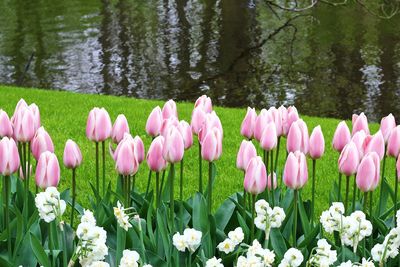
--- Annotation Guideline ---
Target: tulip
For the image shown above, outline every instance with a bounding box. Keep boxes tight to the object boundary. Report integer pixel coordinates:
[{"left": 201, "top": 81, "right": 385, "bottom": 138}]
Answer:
[
  {"left": 260, "top": 122, "right": 277, "bottom": 151},
  {"left": 160, "top": 116, "right": 179, "bottom": 137},
  {"left": 269, "top": 107, "right": 283, "bottom": 137},
  {"left": 0, "top": 110, "right": 13, "bottom": 138},
  {"left": 13, "top": 106, "right": 35, "bottom": 142},
  {"left": 115, "top": 138, "right": 139, "bottom": 176},
  {"left": 286, "top": 106, "right": 299, "bottom": 134},
  {"left": 86, "top": 107, "right": 112, "bottom": 142},
  {"left": 198, "top": 111, "right": 223, "bottom": 144},
  {"left": 19, "top": 162, "right": 32, "bottom": 180},
  {"left": 380, "top": 114, "right": 396, "bottom": 143},
  {"left": 133, "top": 136, "right": 145, "bottom": 164},
  {"left": 146, "top": 106, "right": 163, "bottom": 137},
  {"left": 163, "top": 126, "right": 184, "bottom": 163},
  {"left": 309, "top": 126, "right": 325, "bottom": 159},
  {"left": 267, "top": 172, "right": 277, "bottom": 190},
  {"left": 356, "top": 152, "right": 380, "bottom": 192},
  {"left": 387, "top": 126, "right": 400, "bottom": 158},
  {"left": 35, "top": 151, "right": 60, "bottom": 189},
  {"left": 112, "top": 114, "right": 130, "bottom": 143},
  {"left": 396, "top": 155, "right": 400, "bottom": 221},
  {"left": 332, "top": 121, "right": 351, "bottom": 152},
  {"left": 240, "top": 107, "right": 256, "bottom": 139},
  {"left": 28, "top": 103, "right": 41, "bottom": 132},
  {"left": 283, "top": 151, "right": 308, "bottom": 189},
  {"left": 194, "top": 95, "right": 212, "bottom": 113},
  {"left": 31, "top": 127, "right": 54, "bottom": 161},
  {"left": 352, "top": 112, "right": 369, "bottom": 136},
  {"left": 162, "top": 99, "right": 178, "bottom": 120},
  {"left": 287, "top": 119, "right": 309, "bottom": 154},
  {"left": 191, "top": 107, "right": 207, "bottom": 135},
  {"left": 244, "top": 156, "right": 267, "bottom": 195},
  {"left": 338, "top": 142, "right": 360, "bottom": 176},
  {"left": 147, "top": 136, "right": 167, "bottom": 172},
  {"left": 12, "top": 98, "right": 28, "bottom": 120},
  {"left": 178, "top": 120, "right": 193, "bottom": 150},
  {"left": 201, "top": 127, "right": 223, "bottom": 162},
  {"left": 364, "top": 131, "right": 385, "bottom": 160},
  {"left": 236, "top": 140, "right": 257, "bottom": 171},
  {"left": 351, "top": 130, "right": 367, "bottom": 159},
  {"left": 0, "top": 137, "right": 20, "bottom": 175},
  {"left": 278, "top": 105, "right": 288, "bottom": 136},
  {"left": 254, "top": 109, "right": 273, "bottom": 142},
  {"left": 63, "top": 140, "right": 82, "bottom": 169}
]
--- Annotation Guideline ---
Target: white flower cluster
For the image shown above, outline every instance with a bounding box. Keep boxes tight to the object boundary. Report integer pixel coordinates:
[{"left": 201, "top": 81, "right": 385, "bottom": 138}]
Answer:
[
  {"left": 113, "top": 201, "right": 132, "bottom": 231},
  {"left": 87, "top": 261, "right": 110, "bottom": 267},
  {"left": 75, "top": 210, "right": 109, "bottom": 267},
  {"left": 205, "top": 257, "right": 224, "bottom": 267},
  {"left": 372, "top": 227, "right": 400, "bottom": 264},
  {"left": 172, "top": 228, "right": 202, "bottom": 253},
  {"left": 119, "top": 249, "right": 152, "bottom": 267},
  {"left": 236, "top": 239, "right": 275, "bottom": 267},
  {"left": 35, "top": 187, "right": 66, "bottom": 223},
  {"left": 320, "top": 203, "right": 372, "bottom": 252},
  {"left": 217, "top": 227, "right": 244, "bottom": 254},
  {"left": 307, "top": 239, "right": 337, "bottom": 266},
  {"left": 278, "top": 248, "right": 303, "bottom": 267},
  {"left": 338, "top": 258, "right": 374, "bottom": 267},
  {"left": 254, "top": 200, "right": 285, "bottom": 237}
]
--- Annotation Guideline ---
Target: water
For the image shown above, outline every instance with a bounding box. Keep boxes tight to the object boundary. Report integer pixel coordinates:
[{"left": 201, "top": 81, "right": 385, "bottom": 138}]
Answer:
[{"left": 0, "top": 0, "right": 399, "bottom": 121}]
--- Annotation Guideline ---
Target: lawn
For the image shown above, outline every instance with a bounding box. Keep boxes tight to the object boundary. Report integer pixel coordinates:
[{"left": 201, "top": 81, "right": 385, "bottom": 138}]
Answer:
[{"left": 0, "top": 85, "right": 389, "bottom": 216}]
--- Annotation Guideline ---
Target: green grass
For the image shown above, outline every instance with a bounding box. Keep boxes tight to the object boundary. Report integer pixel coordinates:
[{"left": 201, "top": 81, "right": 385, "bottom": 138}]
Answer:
[{"left": 0, "top": 85, "right": 392, "bottom": 216}]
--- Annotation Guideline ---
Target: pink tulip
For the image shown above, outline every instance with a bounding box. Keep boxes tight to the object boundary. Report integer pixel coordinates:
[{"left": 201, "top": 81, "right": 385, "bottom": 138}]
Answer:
[
  {"left": 244, "top": 156, "right": 267, "bottom": 195},
  {"left": 194, "top": 95, "right": 212, "bottom": 113},
  {"left": 63, "top": 139, "right": 82, "bottom": 169},
  {"left": 283, "top": 151, "right": 308, "bottom": 189},
  {"left": 146, "top": 106, "right": 163, "bottom": 137},
  {"left": 380, "top": 114, "right": 396, "bottom": 142},
  {"left": 236, "top": 140, "right": 257, "bottom": 171},
  {"left": 397, "top": 156, "right": 400, "bottom": 181},
  {"left": 28, "top": 103, "right": 41, "bottom": 132},
  {"left": 133, "top": 136, "right": 145, "bottom": 163},
  {"left": 201, "top": 127, "right": 223, "bottom": 162},
  {"left": 13, "top": 106, "right": 35, "bottom": 142},
  {"left": 352, "top": 112, "right": 369, "bottom": 136},
  {"left": 269, "top": 107, "right": 283, "bottom": 137},
  {"left": 198, "top": 111, "right": 223, "bottom": 144},
  {"left": 112, "top": 114, "right": 130, "bottom": 143},
  {"left": 351, "top": 130, "right": 367, "bottom": 158},
  {"left": 162, "top": 99, "right": 178, "bottom": 120},
  {"left": 338, "top": 142, "right": 360, "bottom": 176},
  {"left": 35, "top": 151, "right": 60, "bottom": 189},
  {"left": 12, "top": 98, "right": 28, "bottom": 118},
  {"left": 267, "top": 172, "right": 277, "bottom": 190},
  {"left": 287, "top": 119, "right": 309, "bottom": 154},
  {"left": 178, "top": 120, "right": 193, "bottom": 150},
  {"left": 309, "top": 125, "right": 325, "bottom": 159},
  {"left": 364, "top": 130, "right": 385, "bottom": 160},
  {"left": 356, "top": 152, "right": 380, "bottom": 192},
  {"left": 240, "top": 107, "right": 256, "bottom": 139},
  {"left": 278, "top": 106, "right": 289, "bottom": 136},
  {"left": 30, "top": 127, "right": 54, "bottom": 161},
  {"left": 86, "top": 107, "right": 112, "bottom": 142},
  {"left": 260, "top": 122, "right": 277, "bottom": 151},
  {"left": 286, "top": 106, "right": 299, "bottom": 134},
  {"left": 163, "top": 126, "right": 184, "bottom": 163},
  {"left": 114, "top": 138, "right": 139, "bottom": 176},
  {"left": 0, "top": 110, "right": 13, "bottom": 138},
  {"left": 191, "top": 107, "right": 207, "bottom": 135},
  {"left": 147, "top": 136, "right": 167, "bottom": 172},
  {"left": 388, "top": 126, "right": 400, "bottom": 158},
  {"left": 332, "top": 121, "right": 351, "bottom": 152},
  {"left": 160, "top": 117, "right": 179, "bottom": 137},
  {"left": 254, "top": 109, "right": 273, "bottom": 142},
  {"left": 0, "top": 137, "right": 20, "bottom": 175}
]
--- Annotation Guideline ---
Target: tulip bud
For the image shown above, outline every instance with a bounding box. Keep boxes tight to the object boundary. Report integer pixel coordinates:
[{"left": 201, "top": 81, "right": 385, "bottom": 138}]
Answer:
[
  {"left": 269, "top": 107, "right": 283, "bottom": 137},
  {"left": 178, "top": 120, "right": 193, "bottom": 150},
  {"left": 163, "top": 126, "right": 184, "bottom": 163},
  {"left": 0, "top": 137, "right": 20, "bottom": 175},
  {"left": 287, "top": 119, "right": 309, "bottom": 154},
  {"left": 332, "top": 121, "right": 351, "bottom": 152},
  {"left": 147, "top": 136, "right": 167, "bottom": 172},
  {"left": 286, "top": 106, "right": 299, "bottom": 134},
  {"left": 63, "top": 140, "right": 82, "bottom": 169},
  {"left": 240, "top": 107, "right": 256, "bottom": 139},
  {"left": 244, "top": 156, "right": 267, "bottom": 195},
  {"left": 260, "top": 122, "right": 277, "bottom": 151},
  {"left": 115, "top": 138, "right": 139, "bottom": 176},
  {"left": 278, "top": 106, "right": 289, "bottom": 136},
  {"left": 236, "top": 140, "right": 257, "bottom": 171},
  {"left": 146, "top": 106, "right": 163, "bottom": 137},
  {"left": 161, "top": 116, "right": 179, "bottom": 137},
  {"left": 351, "top": 130, "right": 367, "bottom": 159},
  {"left": 397, "top": 156, "right": 400, "bottom": 182},
  {"left": 356, "top": 152, "right": 380, "bottom": 192},
  {"left": 162, "top": 99, "right": 178, "bottom": 120},
  {"left": 198, "top": 111, "right": 223, "bottom": 144},
  {"left": 338, "top": 142, "right": 360, "bottom": 176},
  {"left": 201, "top": 127, "right": 223, "bottom": 162},
  {"left": 13, "top": 106, "right": 36, "bottom": 142},
  {"left": 28, "top": 103, "right": 41, "bottom": 132},
  {"left": 0, "top": 110, "right": 13, "bottom": 138},
  {"left": 35, "top": 151, "right": 60, "bottom": 189},
  {"left": 191, "top": 107, "right": 207, "bottom": 135},
  {"left": 254, "top": 109, "right": 273, "bottom": 142},
  {"left": 133, "top": 136, "right": 145, "bottom": 163},
  {"left": 267, "top": 172, "right": 277, "bottom": 190},
  {"left": 283, "top": 151, "right": 308, "bottom": 189},
  {"left": 387, "top": 126, "right": 400, "bottom": 158},
  {"left": 309, "top": 125, "right": 325, "bottom": 159},
  {"left": 352, "top": 112, "right": 369, "bottom": 136},
  {"left": 31, "top": 127, "right": 54, "bottom": 161},
  {"left": 380, "top": 114, "right": 396, "bottom": 143},
  {"left": 194, "top": 95, "right": 212, "bottom": 113},
  {"left": 364, "top": 130, "right": 385, "bottom": 160},
  {"left": 112, "top": 114, "right": 130, "bottom": 143},
  {"left": 86, "top": 107, "right": 112, "bottom": 142},
  {"left": 12, "top": 98, "right": 28, "bottom": 119}
]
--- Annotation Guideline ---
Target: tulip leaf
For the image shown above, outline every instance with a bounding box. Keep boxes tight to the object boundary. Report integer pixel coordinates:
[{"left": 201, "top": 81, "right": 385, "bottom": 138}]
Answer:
[
  {"left": 297, "top": 224, "right": 320, "bottom": 249},
  {"left": 270, "top": 228, "right": 287, "bottom": 260},
  {"left": 30, "top": 233, "right": 51, "bottom": 267},
  {"left": 215, "top": 195, "right": 236, "bottom": 231},
  {"left": 156, "top": 209, "right": 171, "bottom": 262},
  {"left": 297, "top": 195, "right": 310, "bottom": 235},
  {"left": 192, "top": 193, "right": 209, "bottom": 234},
  {"left": 377, "top": 177, "right": 391, "bottom": 217},
  {"left": 236, "top": 212, "right": 250, "bottom": 243}
]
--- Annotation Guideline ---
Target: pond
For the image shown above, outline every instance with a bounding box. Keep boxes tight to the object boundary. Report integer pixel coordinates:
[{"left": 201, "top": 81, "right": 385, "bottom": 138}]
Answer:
[{"left": 0, "top": 0, "right": 399, "bottom": 121}]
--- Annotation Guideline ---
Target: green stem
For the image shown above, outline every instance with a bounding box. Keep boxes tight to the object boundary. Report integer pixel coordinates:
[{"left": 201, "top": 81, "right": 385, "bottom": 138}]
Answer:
[
  {"left": 369, "top": 191, "right": 373, "bottom": 250},
  {"left": 378, "top": 153, "right": 387, "bottom": 215},
  {"left": 49, "top": 223, "right": 55, "bottom": 267},
  {"left": 188, "top": 252, "right": 192, "bottom": 267},
  {"left": 180, "top": 159, "right": 184, "bottom": 200},
  {"left": 169, "top": 164, "right": 175, "bottom": 232},
  {"left": 198, "top": 141, "right": 203, "bottom": 193},
  {"left": 95, "top": 142, "right": 99, "bottom": 203},
  {"left": 145, "top": 170, "right": 152, "bottom": 197},
  {"left": 264, "top": 151, "right": 269, "bottom": 201},
  {"left": 363, "top": 192, "right": 368, "bottom": 213},
  {"left": 208, "top": 161, "right": 213, "bottom": 215},
  {"left": 251, "top": 194, "right": 256, "bottom": 240},
  {"left": 23, "top": 142, "right": 28, "bottom": 220},
  {"left": 293, "top": 189, "right": 298, "bottom": 247},
  {"left": 102, "top": 141, "right": 106, "bottom": 196},
  {"left": 274, "top": 136, "right": 281, "bottom": 173},
  {"left": 160, "top": 170, "right": 166, "bottom": 195},
  {"left": 60, "top": 226, "right": 67, "bottom": 267},
  {"left": 4, "top": 175, "right": 11, "bottom": 258},
  {"left": 395, "top": 166, "right": 398, "bottom": 223},
  {"left": 345, "top": 176, "right": 350, "bottom": 213},
  {"left": 311, "top": 159, "right": 316, "bottom": 226},
  {"left": 352, "top": 174, "right": 357, "bottom": 212},
  {"left": 130, "top": 175, "right": 135, "bottom": 206},
  {"left": 338, "top": 172, "right": 342, "bottom": 202},
  {"left": 156, "top": 172, "right": 160, "bottom": 208},
  {"left": 270, "top": 149, "right": 275, "bottom": 206},
  {"left": 70, "top": 168, "right": 76, "bottom": 227}
]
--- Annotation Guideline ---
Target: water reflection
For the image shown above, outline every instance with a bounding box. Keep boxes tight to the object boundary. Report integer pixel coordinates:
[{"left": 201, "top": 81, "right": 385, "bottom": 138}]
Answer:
[{"left": 0, "top": 0, "right": 399, "bottom": 121}]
